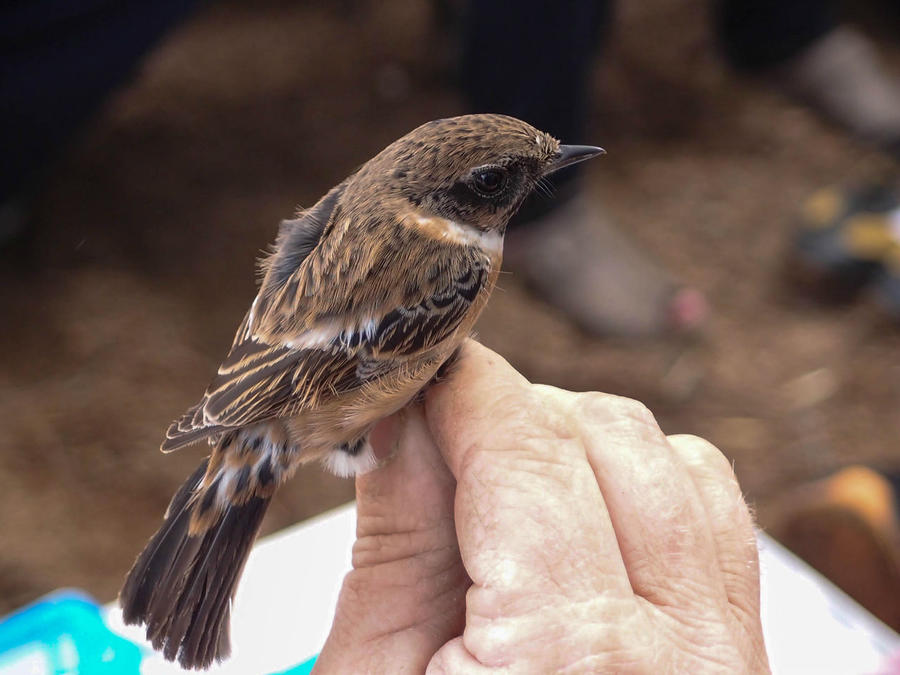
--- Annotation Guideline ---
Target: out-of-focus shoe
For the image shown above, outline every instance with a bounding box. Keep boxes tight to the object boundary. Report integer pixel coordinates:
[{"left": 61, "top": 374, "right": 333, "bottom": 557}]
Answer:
[
  {"left": 503, "top": 195, "right": 708, "bottom": 338},
  {"left": 770, "top": 27, "right": 900, "bottom": 151},
  {"left": 763, "top": 466, "right": 900, "bottom": 632}
]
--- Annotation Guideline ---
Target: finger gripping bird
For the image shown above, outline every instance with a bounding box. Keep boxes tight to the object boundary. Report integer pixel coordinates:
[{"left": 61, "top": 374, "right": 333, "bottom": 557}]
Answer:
[{"left": 118, "top": 114, "right": 603, "bottom": 669}]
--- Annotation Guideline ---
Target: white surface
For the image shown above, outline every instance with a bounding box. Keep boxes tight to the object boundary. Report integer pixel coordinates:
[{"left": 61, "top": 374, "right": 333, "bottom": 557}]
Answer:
[
  {"left": 758, "top": 534, "right": 899, "bottom": 674},
  {"left": 107, "top": 503, "right": 900, "bottom": 674}
]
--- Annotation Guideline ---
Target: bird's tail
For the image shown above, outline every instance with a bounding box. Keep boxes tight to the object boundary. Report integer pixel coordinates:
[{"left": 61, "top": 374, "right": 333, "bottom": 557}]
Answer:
[{"left": 119, "top": 458, "right": 270, "bottom": 670}]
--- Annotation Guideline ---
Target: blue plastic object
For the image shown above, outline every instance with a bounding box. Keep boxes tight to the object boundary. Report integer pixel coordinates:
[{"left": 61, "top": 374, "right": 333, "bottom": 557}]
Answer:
[
  {"left": 0, "top": 590, "right": 141, "bottom": 674},
  {"left": 274, "top": 654, "right": 317, "bottom": 674}
]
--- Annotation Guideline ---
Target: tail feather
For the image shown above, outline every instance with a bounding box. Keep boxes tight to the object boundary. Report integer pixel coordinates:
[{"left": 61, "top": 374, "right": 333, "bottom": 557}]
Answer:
[
  {"left": 181, "top": 504, "right": 265, "bottom": 665},
  {"left": 121, "top": 461, "right": 206, "bottom": 625},
  {"left": 120, "top": 458, "right": 270, "bottom": 670}
]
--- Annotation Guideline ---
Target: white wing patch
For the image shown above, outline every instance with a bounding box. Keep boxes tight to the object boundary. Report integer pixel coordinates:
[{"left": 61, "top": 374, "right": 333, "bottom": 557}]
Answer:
[{"left": 282, "top": 317, "right": 377, "bottom": 350}]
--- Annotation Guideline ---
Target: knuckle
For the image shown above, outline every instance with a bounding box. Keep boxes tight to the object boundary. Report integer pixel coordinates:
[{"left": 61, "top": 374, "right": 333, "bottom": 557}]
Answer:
[
  {"left": 577, "top": 391, "right": 658, "bottom": 428},
  {"left": 573, "top": 390, "right": 615, "bottom": 418},
  {"left": 572, "top": 390, "right": 613, "bottom": 412},
  {"left": 612, "top": 396, "right": 657, "bottom": 427},
  {"left": 668, "top": 434, "right": 735, "bottom": 480}
]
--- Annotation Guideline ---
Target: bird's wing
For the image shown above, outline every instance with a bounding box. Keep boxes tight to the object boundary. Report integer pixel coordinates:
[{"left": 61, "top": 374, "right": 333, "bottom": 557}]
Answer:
[
  {"left": 362, "top": 260, "right": 487, "bottom": 357},
  {"left": 162, "top": 204, "right": 491, "bottom": 452}
]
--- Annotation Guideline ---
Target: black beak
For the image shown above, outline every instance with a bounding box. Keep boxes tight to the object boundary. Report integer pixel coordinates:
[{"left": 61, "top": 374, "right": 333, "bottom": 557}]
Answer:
[{"left": 544, "top": 145, "right": 605, "bottom": 175}]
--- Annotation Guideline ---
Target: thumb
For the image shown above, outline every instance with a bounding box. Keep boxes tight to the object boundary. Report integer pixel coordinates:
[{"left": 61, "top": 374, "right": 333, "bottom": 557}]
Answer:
[
  {"left": 356, "top": 405, "right": 455, "bottom": 525},
  {"left": 315, "top": 406, "right": 467, "bottom": 673}
]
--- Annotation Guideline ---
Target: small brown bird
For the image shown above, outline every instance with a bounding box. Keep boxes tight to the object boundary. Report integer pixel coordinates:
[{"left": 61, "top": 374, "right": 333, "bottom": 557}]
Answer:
[{"left": 118, "top": 114, "right": 603, "bottom": 669}]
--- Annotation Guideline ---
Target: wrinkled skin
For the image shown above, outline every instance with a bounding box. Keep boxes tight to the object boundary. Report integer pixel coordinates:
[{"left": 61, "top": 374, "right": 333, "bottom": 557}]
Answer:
[{"left": 315, "top": 341, "right": 770, "bottom": 674}]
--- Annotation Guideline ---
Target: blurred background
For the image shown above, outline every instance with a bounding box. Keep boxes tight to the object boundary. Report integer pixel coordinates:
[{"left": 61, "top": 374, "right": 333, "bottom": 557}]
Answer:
[{"left": 2, "top": 0, "right": 899, "bottom": 638}]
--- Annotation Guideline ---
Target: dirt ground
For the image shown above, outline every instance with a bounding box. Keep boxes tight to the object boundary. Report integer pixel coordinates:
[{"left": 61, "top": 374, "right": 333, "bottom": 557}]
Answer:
[{"left": 2, "top": 0, "right": 899, "bottom": 624}]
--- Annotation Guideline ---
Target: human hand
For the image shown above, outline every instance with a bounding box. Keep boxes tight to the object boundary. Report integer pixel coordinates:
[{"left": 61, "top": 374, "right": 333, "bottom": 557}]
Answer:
[{"left": 315, "top": 340, "right": 769, "bottom": 673}]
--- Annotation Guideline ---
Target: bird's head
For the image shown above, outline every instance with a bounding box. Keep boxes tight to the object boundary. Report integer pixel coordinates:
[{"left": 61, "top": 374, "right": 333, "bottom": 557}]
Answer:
[{"left": 355, "top": 114, "right": 604, "bottom": 231}]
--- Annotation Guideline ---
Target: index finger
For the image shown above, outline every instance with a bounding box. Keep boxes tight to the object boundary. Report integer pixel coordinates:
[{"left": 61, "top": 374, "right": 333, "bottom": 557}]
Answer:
[{"left": 424, "top": 340, "right": 633, "bottom": 601}]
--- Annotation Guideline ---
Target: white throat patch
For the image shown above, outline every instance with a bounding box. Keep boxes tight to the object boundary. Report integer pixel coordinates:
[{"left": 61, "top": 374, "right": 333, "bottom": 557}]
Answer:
[{"left": 406, "top": 213, "right": 503, "bottom": 255}]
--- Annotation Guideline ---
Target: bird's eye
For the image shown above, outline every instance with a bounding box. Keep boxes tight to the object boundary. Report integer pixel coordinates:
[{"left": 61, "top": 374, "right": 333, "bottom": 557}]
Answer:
[{"left": 471, "top": 167, "right": 507, "bottom": 197}]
